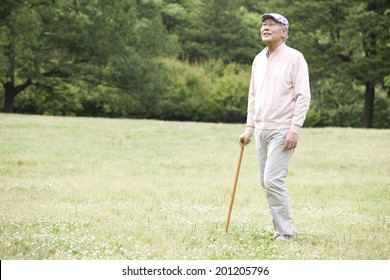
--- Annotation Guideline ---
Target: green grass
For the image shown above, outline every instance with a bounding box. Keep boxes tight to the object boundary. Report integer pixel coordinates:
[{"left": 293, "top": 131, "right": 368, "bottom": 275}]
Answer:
[{"left": 0, "top": 113, "right": 389, "bottom": 260}]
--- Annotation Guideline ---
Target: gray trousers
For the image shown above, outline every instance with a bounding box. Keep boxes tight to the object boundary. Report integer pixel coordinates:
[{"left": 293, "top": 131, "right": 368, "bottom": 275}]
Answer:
[{"left": 254, "top": 129, "right": 296, "bottom": 237}]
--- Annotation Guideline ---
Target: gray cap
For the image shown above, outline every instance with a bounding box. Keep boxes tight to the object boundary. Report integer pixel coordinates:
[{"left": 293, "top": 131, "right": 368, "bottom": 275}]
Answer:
[{"left": 262, "top": 13, "right": 289, "bottom": 27}]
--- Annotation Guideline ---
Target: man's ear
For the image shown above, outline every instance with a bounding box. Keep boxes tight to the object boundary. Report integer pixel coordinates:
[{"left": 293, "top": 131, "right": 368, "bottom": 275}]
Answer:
[{"left": 282, "top": 28, "right": 289, "bottom": 39}]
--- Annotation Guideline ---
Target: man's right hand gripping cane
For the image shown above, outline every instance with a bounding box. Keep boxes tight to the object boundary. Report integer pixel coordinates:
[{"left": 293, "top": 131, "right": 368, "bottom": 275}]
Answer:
[{"left": 239, "top": 126, "right": 253, "bottom": 147}]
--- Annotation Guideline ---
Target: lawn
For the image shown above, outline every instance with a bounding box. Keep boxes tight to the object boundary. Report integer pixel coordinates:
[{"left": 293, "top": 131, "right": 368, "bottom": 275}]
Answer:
[{"left": 0, "top": 113, "right": 389, "bottom": 259}]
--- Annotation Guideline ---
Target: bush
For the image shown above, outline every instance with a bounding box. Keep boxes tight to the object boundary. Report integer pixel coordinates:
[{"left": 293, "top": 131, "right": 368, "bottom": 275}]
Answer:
[
  {"left": 327, "top": 103, "right": 364, "bottom": 127},
  {"left": 159, "top": 58, "right": 250, "bottom": 123},
  {"left": 373, "top": 93, "right": 390, "bottom": 128},
  {"left": 206, "top": 63, "right": 249, "bottom": 123},
  {"left": 159, "top": 58, "right": 213, "bottom": 121},
  {"left": 304, "top": 104, "right": 323, "bottom": 127},
  {"left": 13, "top": 85, "right": 83, "bottom": 116}
]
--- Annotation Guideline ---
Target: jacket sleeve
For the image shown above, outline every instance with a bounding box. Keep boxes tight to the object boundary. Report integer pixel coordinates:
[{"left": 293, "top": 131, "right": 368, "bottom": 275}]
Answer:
[
  {"left": 290, "top": 53, "right": 311, "bottom": 134},
  {"left": 245, "top": 63, "right": 256, "bottom": 136}
]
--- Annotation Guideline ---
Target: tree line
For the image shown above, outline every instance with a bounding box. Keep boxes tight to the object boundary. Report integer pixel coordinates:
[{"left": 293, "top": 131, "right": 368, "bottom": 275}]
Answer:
[{"left": 1, "top": 0, "right": 389, "bottom": 128}]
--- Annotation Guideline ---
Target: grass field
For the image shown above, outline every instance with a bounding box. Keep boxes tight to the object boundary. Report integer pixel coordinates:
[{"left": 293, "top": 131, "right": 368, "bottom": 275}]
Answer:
[{"left": 0, "top": 113, "right": 389, "bottom": 260}]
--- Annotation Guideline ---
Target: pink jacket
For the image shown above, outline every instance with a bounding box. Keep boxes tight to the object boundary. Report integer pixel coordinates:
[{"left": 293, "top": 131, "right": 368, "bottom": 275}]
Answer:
[{"left": 246, "top": 43, "right": 311, "bottom": 134}]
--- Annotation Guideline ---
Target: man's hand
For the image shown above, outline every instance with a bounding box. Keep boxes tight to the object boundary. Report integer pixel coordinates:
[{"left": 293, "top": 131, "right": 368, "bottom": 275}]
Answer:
[
  {"left": 239, "top": 133, "right": 251, "bottom": 147},
  {"left": 284, "top": 131, "right": 298, "bottom": 150}
]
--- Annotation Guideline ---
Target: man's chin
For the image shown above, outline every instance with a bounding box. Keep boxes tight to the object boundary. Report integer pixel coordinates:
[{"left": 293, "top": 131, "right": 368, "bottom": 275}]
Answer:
[{"left": 261, "top": 37, "right": 272, "bottom": 43}]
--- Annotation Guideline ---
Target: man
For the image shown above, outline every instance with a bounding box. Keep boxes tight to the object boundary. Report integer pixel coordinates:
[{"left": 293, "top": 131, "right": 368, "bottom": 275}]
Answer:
[{"left": 239, "top": 13, "right": 311, "bottom": 241}]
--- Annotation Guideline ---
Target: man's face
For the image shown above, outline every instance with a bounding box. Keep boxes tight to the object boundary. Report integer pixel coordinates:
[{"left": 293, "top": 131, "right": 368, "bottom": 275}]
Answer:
[{"left": 260, "top": 18, "right": 287, "bottom": 45}]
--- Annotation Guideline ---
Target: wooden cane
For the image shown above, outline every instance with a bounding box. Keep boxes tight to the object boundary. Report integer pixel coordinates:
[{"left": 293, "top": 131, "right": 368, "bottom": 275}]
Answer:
[{"left": 225, "top": 144, "right": 245, "bottom": 233}]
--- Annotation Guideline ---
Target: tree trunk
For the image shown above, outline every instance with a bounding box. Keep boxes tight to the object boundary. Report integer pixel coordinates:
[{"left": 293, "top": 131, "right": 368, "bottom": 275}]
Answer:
[
  {"left": 362, "top": 1, "right": 379, "bottom": 129},
  {"left": 4, "top": 89, "right": 16, "bottom": 113},
  {"left": 3, "top": 80, "right": 32, "bottom": 113},
  {"left": 363, "top": 81, "right": 375, "bottom": 128}
]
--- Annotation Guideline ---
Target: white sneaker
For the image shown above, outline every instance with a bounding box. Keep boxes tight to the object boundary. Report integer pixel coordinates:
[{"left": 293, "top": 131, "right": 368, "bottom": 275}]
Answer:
[{"left": 275, "top": 235, "right": 295, "bottom": 242}]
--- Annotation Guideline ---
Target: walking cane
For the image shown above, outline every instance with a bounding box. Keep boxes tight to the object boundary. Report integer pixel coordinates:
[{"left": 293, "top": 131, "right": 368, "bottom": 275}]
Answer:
[{"left": 225, "top": 139, "right": 246, "bottom": 233}]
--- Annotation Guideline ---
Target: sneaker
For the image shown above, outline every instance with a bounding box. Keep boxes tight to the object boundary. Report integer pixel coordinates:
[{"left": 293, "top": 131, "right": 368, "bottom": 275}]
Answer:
[{"left": 275, "top": 235, "right": 295, "bottom": 242}]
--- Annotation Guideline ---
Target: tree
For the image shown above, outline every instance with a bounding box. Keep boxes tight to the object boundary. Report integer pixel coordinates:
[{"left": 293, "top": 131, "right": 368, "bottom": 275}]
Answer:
[
  {"left": 348, "top": 0, "right": 389, "bottom": 128},
  {"left": 0, "top": 0, "right": 43, "bottom": 113},
  {"left": 168, "top": 0, "right": 261, "bottom": 64},
  {"left": 0, "top": 0, "right": 176, "bottom": 114}
]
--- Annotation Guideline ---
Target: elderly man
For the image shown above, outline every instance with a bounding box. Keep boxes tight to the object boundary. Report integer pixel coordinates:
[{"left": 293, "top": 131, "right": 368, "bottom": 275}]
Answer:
[{"left": 239, "top": 13, "right": 311, "bottom": 241}]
